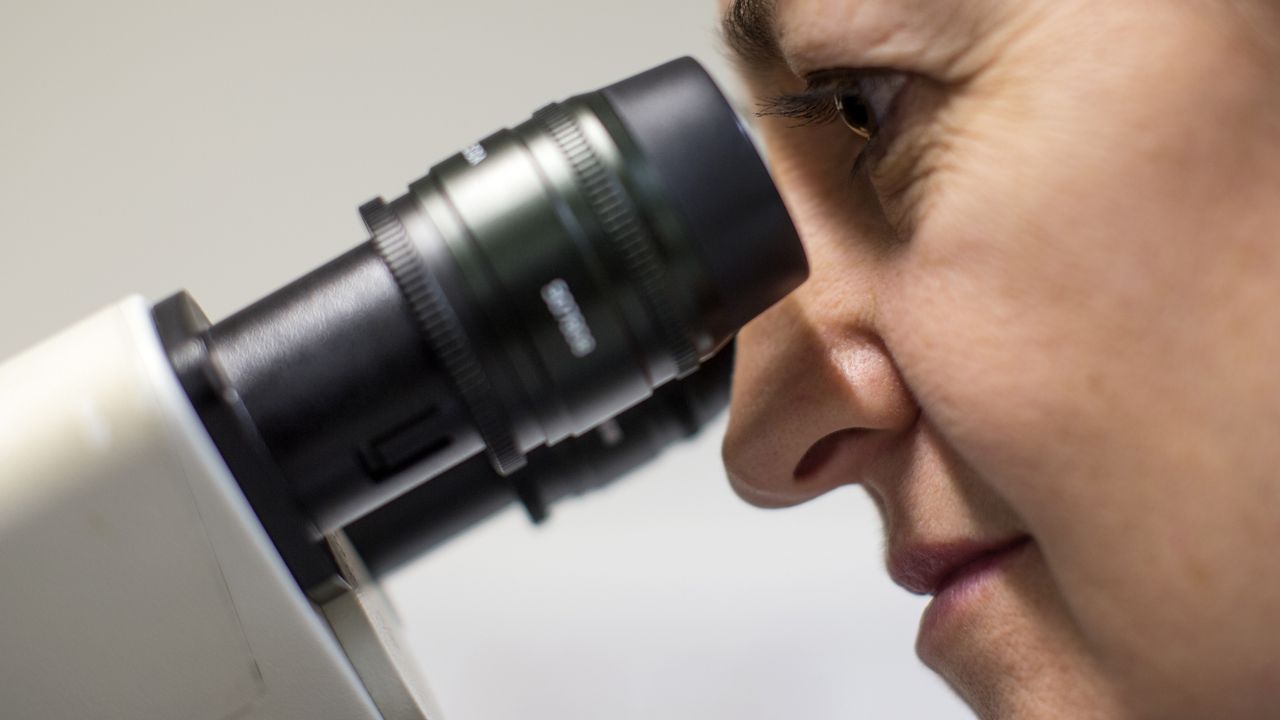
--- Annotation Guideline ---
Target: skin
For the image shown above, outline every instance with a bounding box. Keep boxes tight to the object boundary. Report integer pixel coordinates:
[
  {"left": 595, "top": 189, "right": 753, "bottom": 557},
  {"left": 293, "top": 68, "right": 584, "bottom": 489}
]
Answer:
[{"left": 716, "top": 1, "right": 1280, "bottom": 717}]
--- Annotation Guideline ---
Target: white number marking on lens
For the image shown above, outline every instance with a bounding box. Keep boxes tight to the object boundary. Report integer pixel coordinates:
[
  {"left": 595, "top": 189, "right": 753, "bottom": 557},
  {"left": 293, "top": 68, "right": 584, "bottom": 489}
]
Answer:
[{"left": 541, "top": 278, "right": 596, "bottom": 358}]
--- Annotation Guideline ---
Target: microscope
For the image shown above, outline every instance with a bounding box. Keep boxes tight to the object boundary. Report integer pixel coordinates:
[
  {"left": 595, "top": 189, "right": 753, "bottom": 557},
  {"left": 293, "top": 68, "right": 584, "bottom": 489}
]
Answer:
[{"left": 0, "top": 58, "right": 806, "bottom": 719}]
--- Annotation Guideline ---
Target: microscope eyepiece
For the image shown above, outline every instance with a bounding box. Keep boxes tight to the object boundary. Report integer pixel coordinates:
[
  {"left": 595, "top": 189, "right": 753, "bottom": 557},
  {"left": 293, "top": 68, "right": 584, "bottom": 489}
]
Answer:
[
  {"left": 154, "top": 58, "right": 806, "bottom": 595},
  {"left": 599, "top": 58, "right": 807, "bottom": 336}
]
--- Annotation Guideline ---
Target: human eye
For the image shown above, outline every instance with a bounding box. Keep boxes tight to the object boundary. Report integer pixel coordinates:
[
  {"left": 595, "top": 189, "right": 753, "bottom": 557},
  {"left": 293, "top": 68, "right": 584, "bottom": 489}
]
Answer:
[{"left": 758, "top": 68, "right": 910, "bottom": 171}]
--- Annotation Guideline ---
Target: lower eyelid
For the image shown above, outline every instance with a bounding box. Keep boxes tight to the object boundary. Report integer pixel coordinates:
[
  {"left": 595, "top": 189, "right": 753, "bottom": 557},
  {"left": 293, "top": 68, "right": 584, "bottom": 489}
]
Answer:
[{"left": 851, "top": 134, "right": 881, "bottom": 178}]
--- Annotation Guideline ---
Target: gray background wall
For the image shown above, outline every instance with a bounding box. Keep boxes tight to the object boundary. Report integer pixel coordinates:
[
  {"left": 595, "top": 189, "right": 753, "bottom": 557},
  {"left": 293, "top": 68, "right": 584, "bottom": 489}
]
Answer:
[{"left": 0, "top": 1, "right": 968, "bottom": 717}]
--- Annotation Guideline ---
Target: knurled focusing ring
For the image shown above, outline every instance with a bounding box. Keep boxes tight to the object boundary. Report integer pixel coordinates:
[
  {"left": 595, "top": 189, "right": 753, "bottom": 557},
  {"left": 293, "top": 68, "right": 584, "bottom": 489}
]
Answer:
[
  {"left": 532, "top": 103, "right": 700, "bottom": 378},
  {"left": 361, "top": 198, "right": 527, "bottom": 476}
]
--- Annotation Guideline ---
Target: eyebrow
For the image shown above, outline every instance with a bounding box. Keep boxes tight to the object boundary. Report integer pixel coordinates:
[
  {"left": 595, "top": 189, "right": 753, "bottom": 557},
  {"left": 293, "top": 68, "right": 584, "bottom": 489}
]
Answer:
[{"left": 721, "top": 0, "right": 784, "bottom": 69}]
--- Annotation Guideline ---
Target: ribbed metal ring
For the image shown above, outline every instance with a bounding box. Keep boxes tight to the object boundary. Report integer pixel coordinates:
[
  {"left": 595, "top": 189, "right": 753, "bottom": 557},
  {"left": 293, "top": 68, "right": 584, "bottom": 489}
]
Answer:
[
  {"left": 533, "top": 103, "right": 700, "bottom": 378},
  {"left": 361, "top": 197, "right": 526, "bottom": 476}
]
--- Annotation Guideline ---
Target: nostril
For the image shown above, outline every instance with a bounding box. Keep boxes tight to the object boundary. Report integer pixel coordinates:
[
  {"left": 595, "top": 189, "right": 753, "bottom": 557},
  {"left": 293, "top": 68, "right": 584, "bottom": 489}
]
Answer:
[{"left": 793, "top": 428, "right": 870, "bottom": 479}]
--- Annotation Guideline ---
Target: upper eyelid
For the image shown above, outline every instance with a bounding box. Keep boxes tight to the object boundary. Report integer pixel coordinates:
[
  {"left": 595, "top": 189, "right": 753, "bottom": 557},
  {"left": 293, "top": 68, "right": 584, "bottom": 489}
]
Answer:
[
  {"left": 802, "top": 68, "right": 870, "bottom": 91},
  {"left": 805, "top": 67, "right": 908, "bottom": 94}
]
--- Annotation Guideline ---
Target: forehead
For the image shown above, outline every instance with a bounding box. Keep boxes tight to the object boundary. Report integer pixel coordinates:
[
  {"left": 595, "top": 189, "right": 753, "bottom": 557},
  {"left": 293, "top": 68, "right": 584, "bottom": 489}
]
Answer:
[{"left": 723, "top": 0, "right": 987, "bottom": 77}]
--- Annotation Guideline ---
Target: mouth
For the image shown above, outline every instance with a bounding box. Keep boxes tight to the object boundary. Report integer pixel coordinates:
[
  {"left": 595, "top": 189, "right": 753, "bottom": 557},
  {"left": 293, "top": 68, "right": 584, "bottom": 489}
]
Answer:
[
  {"left": 888, "top": 535, "right": 1032, "bottom": 597},
  {"left": 889, "top": 535, "right": 1033, "bottom": 657}
]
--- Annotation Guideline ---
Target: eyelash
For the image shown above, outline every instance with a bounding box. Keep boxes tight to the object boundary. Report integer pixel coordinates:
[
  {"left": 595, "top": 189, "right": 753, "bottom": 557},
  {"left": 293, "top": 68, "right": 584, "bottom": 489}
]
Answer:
[
  {"left": 758, "top": 69, "right": 907, "bottom": 145},
  {"left": 758, "top": 87, "right": 847, "bottom": 126}
]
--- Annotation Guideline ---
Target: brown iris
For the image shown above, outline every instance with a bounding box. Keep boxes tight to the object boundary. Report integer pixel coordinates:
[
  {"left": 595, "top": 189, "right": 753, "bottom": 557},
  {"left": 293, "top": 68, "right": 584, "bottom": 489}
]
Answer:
[{"left": 834, "top": 92, "right": 876, "bottom": 140}]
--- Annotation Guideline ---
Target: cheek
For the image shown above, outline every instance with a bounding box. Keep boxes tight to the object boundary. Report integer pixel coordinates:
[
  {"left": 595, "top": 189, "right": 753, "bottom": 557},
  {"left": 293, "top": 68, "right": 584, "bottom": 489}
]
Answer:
[
  {"left": 870, "top": 3, "right": 1245, "bottom": 536},
  {"left": 873, "top": 8, "right": 1280, "bottom": 707},
  {"left": 877, "top": 232, "right": 1090, "bottom": 519},
  {"left": 876, "top": 103, "right": 1198, "bottom": 559}
]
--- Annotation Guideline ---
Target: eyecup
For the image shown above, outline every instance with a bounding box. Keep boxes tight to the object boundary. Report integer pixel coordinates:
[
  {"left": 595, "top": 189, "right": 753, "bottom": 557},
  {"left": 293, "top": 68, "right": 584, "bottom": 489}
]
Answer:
[{"left": 601, "top": 57, "right": 807, "bottom": 339}]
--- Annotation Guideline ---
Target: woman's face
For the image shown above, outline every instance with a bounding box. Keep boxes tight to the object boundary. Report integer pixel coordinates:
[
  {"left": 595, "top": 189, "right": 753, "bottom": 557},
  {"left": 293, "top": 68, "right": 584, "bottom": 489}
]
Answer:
[{"left": 717, "top": 1, "right": 1280, "bottom": 717}]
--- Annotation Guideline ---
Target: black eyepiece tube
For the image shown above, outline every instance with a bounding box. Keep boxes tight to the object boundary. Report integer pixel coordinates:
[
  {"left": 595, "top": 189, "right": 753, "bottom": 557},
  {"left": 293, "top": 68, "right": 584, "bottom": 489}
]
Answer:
[
  {"left": 155, "top": 58, "right": 804, "bottom": 595},
  {"left": 344, "top": 346, "right": 735, "bottom": 577}
]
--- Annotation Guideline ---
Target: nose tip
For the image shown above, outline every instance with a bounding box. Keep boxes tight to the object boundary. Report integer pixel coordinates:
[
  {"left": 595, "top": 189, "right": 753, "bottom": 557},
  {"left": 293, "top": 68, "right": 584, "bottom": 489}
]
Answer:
[
  {"left": 720, "top": 301, "right": 918, "bottom": 509},
  {"left": 723, "top": 463, "right": 808, "bottom": 509},
  {"left": 723, "top": 421, "right": 908, "bottom": 509},
  {"left": 721, "top": 413, "right": 802, "bottom": 508}
]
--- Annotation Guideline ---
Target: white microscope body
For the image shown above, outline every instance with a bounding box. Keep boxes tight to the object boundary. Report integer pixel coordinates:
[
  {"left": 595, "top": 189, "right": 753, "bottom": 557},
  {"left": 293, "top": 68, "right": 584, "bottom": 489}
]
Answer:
[{"left": 0, "top": 298, "right": 438, "bottom": 720}]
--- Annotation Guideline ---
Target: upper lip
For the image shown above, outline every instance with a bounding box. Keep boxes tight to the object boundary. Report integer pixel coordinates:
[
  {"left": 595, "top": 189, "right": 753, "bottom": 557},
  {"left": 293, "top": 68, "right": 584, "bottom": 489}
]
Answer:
[{"left": 888, "top": 536, "right": 1030, "bottom": 596}]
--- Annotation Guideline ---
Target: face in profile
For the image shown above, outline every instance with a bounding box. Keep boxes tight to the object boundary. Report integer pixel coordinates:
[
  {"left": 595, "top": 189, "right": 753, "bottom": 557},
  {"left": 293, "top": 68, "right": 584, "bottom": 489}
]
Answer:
[{"left": 717, "top": 1, "right": 1280, "bottom": 717}]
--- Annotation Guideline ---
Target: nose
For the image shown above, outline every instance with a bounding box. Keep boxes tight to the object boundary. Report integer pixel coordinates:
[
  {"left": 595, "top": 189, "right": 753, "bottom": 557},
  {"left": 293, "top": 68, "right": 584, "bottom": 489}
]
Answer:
[
  {"left": 722, "top": 298, "right": 918, "bottom": 507},
  {"left": 720, "top": 224, "right": 918, "bottom": 510}
]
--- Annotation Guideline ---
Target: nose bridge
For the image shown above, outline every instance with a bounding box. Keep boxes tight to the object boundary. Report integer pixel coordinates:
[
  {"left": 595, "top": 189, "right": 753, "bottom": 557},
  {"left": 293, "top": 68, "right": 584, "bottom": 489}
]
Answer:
[{"left": 722, "top": 265, "right": 917, "bottom": 508}]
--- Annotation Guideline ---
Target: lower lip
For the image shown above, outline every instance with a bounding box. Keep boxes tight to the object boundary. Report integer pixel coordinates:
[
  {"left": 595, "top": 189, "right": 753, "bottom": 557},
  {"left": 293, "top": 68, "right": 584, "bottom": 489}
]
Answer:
[{"left": 918, "top": 539, "right": 1032, "bottom": 648}]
